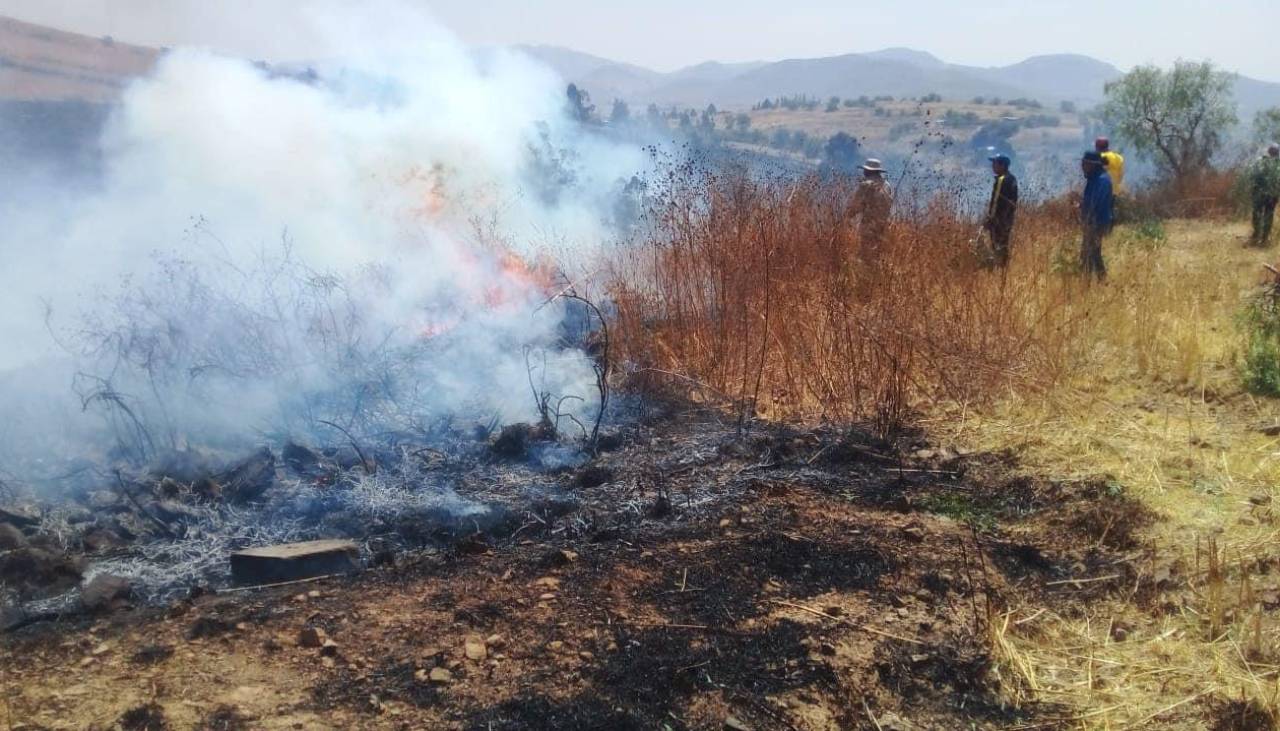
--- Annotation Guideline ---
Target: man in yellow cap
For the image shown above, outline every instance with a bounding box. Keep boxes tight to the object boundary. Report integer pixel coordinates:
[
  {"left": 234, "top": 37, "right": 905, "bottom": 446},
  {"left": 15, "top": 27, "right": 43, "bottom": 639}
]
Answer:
[{"left": 1095, "top": 137, "right": 1125, "bottom": 194}]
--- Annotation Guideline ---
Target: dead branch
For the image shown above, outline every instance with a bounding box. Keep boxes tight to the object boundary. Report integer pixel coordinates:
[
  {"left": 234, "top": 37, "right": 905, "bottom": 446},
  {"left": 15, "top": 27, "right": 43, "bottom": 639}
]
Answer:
[
  {"left": 318, "top": 420, "right": 374, "bottom": 475},
  {"left": 768, "top": 599, "right": 924, "bottom": 645},
  {"left": 76, "top": 374, "right": 155, "bottom": 465},
  {"left": 112, "top": 469, "right": 177, "bottom": 539},
  {"left": 557, "top": 291, "right": 612, "bottom": 452}
]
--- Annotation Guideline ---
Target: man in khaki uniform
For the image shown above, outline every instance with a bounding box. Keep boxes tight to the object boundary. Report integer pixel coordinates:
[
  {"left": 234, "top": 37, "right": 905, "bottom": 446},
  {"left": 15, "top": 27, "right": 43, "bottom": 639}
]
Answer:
[{"left": 852, "top": 158, "right": 894, "bottom": 266}]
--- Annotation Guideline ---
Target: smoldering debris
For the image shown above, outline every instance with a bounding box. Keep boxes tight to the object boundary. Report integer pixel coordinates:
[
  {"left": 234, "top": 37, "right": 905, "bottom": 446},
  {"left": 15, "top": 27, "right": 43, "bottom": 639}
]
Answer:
[
  {"left": 0, "top": 412, "right": 627, "bottom": 624},
  {"left": 0, "top": 3, "right": 655, "bottom": 630}
]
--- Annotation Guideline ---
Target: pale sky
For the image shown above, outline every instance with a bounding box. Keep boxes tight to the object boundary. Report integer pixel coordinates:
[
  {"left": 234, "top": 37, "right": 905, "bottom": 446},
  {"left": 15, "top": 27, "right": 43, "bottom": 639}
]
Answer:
[{"left": 3, "top": 0, "right": 1279, "bottom": 81}]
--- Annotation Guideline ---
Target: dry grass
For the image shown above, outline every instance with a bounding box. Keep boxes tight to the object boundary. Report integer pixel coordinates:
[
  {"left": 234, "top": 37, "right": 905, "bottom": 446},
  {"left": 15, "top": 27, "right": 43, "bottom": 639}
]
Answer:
[
  {"left": 609, "top": 164, "right": 1089, "bottom": 436},
  {"left": 608, "top": 156, "right": 1280, "bottom": 725},
  {"left": 946, "top": 218, "right": 1280, "bottom": 728}
]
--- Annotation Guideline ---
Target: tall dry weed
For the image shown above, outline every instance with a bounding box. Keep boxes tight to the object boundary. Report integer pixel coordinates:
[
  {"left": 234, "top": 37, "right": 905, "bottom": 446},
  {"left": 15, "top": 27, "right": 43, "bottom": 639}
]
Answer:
[{"left": 609, "top": 163, "right": 1090, "bottom": 434}]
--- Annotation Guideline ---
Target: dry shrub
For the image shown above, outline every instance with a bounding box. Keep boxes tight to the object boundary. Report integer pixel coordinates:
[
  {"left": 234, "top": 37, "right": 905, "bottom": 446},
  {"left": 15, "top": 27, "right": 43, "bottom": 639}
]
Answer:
[
  {"left": 608, "top": 164, "right": 1086, "bottom": 434},
  {"left": 1129, "top": 167, "right": 1242, "bottom": 220}
]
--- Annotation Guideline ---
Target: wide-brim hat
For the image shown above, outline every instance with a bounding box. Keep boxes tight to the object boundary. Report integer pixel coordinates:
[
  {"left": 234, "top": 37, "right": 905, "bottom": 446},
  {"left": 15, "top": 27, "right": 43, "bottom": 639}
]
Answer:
[{"left": 861, "top": 158, "right": 886, "bottom": 172}]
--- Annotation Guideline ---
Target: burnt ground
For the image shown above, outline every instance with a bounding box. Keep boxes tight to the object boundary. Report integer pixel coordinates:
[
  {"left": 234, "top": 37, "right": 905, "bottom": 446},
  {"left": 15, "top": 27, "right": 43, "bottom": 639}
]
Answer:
[{"left": 0, "top": 409, "right": 1160, "bottom": 730}]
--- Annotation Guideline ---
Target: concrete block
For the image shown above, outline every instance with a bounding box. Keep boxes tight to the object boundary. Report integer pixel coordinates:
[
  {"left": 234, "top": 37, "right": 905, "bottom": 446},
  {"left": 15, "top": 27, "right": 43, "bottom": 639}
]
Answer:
[{"left": 230, "top": 539, "right": 359, "bottom": 586}]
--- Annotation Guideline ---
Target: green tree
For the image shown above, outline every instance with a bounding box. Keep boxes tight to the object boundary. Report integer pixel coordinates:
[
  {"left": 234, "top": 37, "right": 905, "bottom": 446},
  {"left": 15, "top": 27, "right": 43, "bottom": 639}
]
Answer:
[
  {"left": 826, "top": 96, "right": 841, "bottom": 112},
  {"left": 820, "top": 132, "right": 861, "bottom": 175},
  {"left": 734, "top": 113, "right": 751, "bottom": 131},
  {"left": 1255, "top": 107, "right": 1280, "bottom": 145},
  {"left": 565, "top": 83, "right": 596, "bottom": 124},
  {"left": 1101, "top": 60, "right": 1237, "bottom": 184},
  {"left": 646, "top": 103, "right": 664, "bottom": 128},
  {"left": 609, "top": 99, "right": 631, "bottom": 125}
]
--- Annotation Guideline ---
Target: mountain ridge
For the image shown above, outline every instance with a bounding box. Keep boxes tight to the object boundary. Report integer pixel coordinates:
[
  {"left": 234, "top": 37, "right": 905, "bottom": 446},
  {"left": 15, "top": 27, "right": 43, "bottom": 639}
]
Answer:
[
  {"left": 0, "top": 14, "right": 1276, "bottom": 121},
  {"left": 518, "top": 45, "right": 1280, "bottom": 121}
]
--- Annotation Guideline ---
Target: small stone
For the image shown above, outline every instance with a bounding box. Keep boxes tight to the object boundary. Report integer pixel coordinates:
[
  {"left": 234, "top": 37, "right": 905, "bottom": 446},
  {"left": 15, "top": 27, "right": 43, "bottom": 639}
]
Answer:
[
  {"left": 91, "top": 642, "right": 111, "bottom": 656},
  {"left": 0, "top": 523, "right": 28, "bottom": 550},
  {"left": 320, "top": 639, "right": 340, "bottom": 657},
  {"left": 718, "top": 518, "right": 733, "bottom": 529},
  {"left": 485, "top": 634, "right": 505, "bottom": 648},
  {"left": 578, "top": 651, "right": 595, "bottom": 660},
  {"left": 533, "top": 576, "right": 561, "bottom": 590},
  {"left": 308, "top": 590, "right": 322, "bottom": 599},
  {"left": 539, "top": 593, "right": 557, "bottom": 601},
  {"left": 548, "top": 641, "right": 565, "bottom": 652},
  {"left": 464, "top": 637, "right": 487, "bottom": 661},
  {"left": 298, "top": 626, "right": 328, "bottom": 648},
  {"left": 429, "top": 667, "right": 452, "bottom": 684},
  {"left": 0, "top": 504, "right": 40, "bottom": 529},
  {"left": 559, "top": 550, "right": 579, "bottom": 563},
  {"left": 81, "top": 574, "right": 133, "bottom": 612},
  {"left": 724, "top": 716, "right": 752, "bottom": 731}
]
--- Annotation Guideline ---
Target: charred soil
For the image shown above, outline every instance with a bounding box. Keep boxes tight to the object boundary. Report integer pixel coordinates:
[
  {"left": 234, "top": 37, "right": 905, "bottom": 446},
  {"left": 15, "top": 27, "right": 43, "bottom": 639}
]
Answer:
[{"left": 0, "top": 410, "right": 1152, "bottom": 730}]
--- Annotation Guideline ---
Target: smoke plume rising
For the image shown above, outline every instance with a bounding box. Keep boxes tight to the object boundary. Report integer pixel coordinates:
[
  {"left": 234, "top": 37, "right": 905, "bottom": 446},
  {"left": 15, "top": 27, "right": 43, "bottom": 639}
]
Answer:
[{"left": 0, "top": 1, "right": 643, "bottom": 474}]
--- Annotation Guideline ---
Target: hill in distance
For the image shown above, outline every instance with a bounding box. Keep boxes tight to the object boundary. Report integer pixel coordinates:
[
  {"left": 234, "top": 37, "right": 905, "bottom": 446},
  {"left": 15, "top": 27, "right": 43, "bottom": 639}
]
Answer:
[
  {"left": 0, "top": 15, "right": 157, "bottom": 102},
  {"left": 1, "top": 14, "right": 1277, "bottom": 131},
  {"left": 518, "top": 45, "right": 1280, "bottom": 121}
]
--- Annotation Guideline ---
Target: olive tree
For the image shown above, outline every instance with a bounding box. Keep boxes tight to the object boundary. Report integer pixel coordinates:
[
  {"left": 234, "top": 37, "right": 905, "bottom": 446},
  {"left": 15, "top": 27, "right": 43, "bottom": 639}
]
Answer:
[
  {"left": 1255, "top": 107, "right": 1280, "bottom": 146},
  {"left": 1101, "top": 60, "right": 1236, "bottom": 185}
]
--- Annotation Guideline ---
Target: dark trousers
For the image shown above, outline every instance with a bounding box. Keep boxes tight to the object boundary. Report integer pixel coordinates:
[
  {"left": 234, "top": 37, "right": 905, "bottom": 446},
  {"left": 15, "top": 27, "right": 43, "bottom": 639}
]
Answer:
[
  {"left": 1253, "top": 198, "right": 1278, "bottom": 246},
  {"left": 1081, "top": 226, "right": 1107, "bottom": 279},
  {"left": 989, "top": 225, "right": 1013, "bottom": 267}
]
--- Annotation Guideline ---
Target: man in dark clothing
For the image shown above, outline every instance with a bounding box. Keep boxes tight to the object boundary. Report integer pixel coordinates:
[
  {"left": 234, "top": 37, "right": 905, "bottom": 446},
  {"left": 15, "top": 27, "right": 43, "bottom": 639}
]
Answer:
[
  {"left": 983, "top": 153, "right": 1019, "bottom": 267},
  {"left": 1080, "top": 150, "right": 1114, "bottom": 280},
  {"left": 1250, "top": 144, "right": 1280, "bottom": 246}
]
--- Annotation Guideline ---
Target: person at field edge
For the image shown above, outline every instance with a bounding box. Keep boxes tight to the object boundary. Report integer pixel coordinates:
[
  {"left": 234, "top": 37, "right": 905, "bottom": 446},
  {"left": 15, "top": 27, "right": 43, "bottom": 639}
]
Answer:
[
  {"left": 1080, "top": 150, "right": 1114, "bottom": 280},
  {"left": 1096, "top": 137, "right": 1125, "bottom": 194},
  {"left": 1249, "top": 144, "right": 1280, "bottom": 247},
  {"left": 983, "top": 153, "right": 1019, "bottom": 267},
  {"left": 852, "top": 158, "right": 894, "bottom": 265}
]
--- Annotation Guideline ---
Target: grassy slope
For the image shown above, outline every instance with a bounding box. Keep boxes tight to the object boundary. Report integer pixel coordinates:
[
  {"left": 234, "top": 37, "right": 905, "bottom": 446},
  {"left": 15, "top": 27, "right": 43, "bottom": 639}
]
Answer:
[{"left": 944, "top": 217, "right": 1280, "bottom": 728}]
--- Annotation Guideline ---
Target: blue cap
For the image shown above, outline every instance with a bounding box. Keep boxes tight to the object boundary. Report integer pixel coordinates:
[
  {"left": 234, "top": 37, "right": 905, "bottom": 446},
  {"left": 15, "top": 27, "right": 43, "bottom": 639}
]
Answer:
[{"left": 988, "top": 153, "right": 1011, "bottom": 166}]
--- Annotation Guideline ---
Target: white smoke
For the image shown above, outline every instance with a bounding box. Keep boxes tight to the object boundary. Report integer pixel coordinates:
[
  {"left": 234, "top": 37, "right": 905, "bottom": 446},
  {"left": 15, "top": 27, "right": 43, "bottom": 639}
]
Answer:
[{"left": 0, "top": 1, "right": 643, "bottom": 468}]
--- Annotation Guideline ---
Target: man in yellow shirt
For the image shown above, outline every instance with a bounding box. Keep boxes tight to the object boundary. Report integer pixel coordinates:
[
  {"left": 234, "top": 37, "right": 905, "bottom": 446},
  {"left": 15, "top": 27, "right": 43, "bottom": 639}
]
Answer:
[{"left": 1096, "top": 137, "right": 1125, "bottom": 194}]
